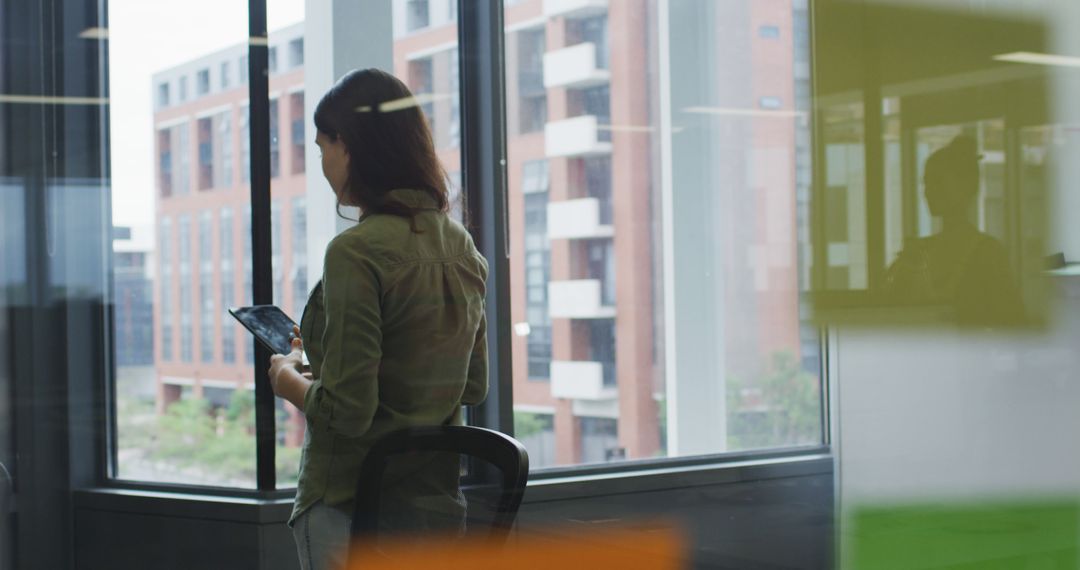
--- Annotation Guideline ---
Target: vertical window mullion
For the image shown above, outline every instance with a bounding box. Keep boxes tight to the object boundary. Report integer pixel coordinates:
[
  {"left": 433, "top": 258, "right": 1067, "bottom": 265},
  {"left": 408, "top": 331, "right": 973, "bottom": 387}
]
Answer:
[
  {"left": 247, "top": 0, "right": 276, "bottom": 492},
  {"left": 459, "top": 0, "right": 513, "bottom": 436}
]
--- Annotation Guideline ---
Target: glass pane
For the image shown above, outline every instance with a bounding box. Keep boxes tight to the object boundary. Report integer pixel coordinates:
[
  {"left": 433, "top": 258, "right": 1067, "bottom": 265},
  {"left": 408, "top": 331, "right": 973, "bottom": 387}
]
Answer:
[
  {"left": 109, "top": 0, "right": 257, "bottom": 487},
  {"left": 505, "top": 0, "right": 823, "bottom": 467},
  {"left": 268, "top": 1, "right": 463, "bottom": 488}
]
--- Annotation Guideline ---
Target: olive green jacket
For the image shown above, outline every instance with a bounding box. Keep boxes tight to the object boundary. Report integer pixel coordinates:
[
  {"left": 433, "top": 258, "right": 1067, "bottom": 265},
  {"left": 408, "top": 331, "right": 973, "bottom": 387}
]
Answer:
[{"left": 290, "top": 189, "right": 488, "bottom": 527}]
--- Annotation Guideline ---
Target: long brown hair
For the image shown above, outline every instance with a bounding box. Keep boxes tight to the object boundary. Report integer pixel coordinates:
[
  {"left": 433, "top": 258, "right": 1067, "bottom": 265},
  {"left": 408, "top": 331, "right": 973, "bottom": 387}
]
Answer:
[{"left": 314, "top": 68, "right": 449, "bottom": 229}]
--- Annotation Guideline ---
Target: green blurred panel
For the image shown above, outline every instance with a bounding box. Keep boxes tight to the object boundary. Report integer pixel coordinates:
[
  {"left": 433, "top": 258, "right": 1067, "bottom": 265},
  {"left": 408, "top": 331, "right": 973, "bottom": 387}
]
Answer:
[{"left": 849, "top": 500, "right": 1080, "bottom": 569}]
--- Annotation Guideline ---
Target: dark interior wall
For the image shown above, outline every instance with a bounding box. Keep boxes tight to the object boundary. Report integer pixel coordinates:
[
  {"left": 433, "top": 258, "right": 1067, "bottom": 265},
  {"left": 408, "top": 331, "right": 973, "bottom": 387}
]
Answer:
[{"left": 72, "top": 463, "right": 833, "bottom": 570}]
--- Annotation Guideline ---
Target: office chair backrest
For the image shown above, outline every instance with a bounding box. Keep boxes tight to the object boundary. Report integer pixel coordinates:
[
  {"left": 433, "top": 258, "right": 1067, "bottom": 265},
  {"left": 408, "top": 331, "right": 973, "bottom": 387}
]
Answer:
[{"left": 351, "top": 425, "right": 529, "bottom": 543}]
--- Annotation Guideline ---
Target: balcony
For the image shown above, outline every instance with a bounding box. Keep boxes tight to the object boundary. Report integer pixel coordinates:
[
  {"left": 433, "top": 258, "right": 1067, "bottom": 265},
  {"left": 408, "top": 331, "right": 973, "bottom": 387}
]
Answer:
[
  {"left": 547, "top": 198, "right": 613, "bottom": 240},
  {"left": 544, "top": 0, "right": 608, "bottom": 19},
  {"left": 543, "top": 43, "right": 610, "bottom": 90},
  {"left": 550, "top": 360, "right": 616, "bottom": 400},
  {"left": 545, "top": 115, "right": 612, "bottom": 158},
  {"left": 548, "top": 279, "right": 616, "bottom": 319}
]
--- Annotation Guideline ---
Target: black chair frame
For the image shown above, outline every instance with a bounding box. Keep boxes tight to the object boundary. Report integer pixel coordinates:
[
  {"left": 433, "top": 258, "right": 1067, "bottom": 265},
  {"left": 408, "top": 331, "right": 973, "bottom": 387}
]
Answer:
[{"left": 350, "top": 425, "right": 529, "bottom": 543}]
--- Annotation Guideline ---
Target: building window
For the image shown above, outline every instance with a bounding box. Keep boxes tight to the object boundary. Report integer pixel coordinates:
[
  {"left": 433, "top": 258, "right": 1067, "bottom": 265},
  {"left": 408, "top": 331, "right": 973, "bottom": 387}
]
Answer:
[
  {"left": 408, "top": 58, "right": 435, "bottom": 137},
  {"left": 759, "top": 96, "right": 782, "bottom": 109},
  {"left": 240, "top": 106, "right": 250, "bottom": 183},
  {"left": 239, "top": 55, "right": 248, "bottom": 84},
  {"left": 289, "top": 38, "right": 304, "bottom": 68},
  {"left": 157, "top": 82, "right": 170, "bottom": 107},
  {"left": 513, "top": 411, "right": 555, "bottom": 468},
  {"left": 759, "top": 24, "right": 781, "bottom": 39},
  {"left": 448, "top": 49, "right": 460, "bottom": 147},
  {"left": 406, "top": 0, "right": 430, "bottom": 32},
  {"left": 243, "top": 205, "right": 253, "bottom": 364},
  {"left": 197, "top": 117, "right": 213, "bottom": 190},
  {"left": 271, "top": 200, "right": 282, "bottom": 307},
  {"left": 159, "top": 217, "right": 173, "bottom": 361},
  {"left": 176, "top": 123, "right": 190, "bottom": 195},
  {"left": 218, "top": 111, "right": 233, "bottom": 188},
  {"left": 157, "top": 129, "right": 172, "bottom": 197},
  {"left": 516, "top": 28, "right": 546, "bottom": 134},
  {"left": 290, "top": 92, "right": 305, "bottom": 174},
  {"left": 178, "top": 75, "right": 188, "bottom": 102},
  {"left": 568, "top": 15, "right": 609, "bottom": 69},
  {"left": 220, "top": 207, "right": 235, "bottom": 363},
  {"left": 291, "top": 197, "right": 307, "bottom": 316},
  {"left": 196, "top": 68, "right": 210, "bottom": 96},
  {"left": 584, "top": 156, "right": 612, "bottom": 224},
  {"left": 523, "top": 164, "right": 551, "bottom": 380},
  {"left": 220, "top": 61, "right": 231, "bottom": 89},
  {"left": 268, "top": 46, "right": 278, "bottom": 74},
  {"left": 177, "top": 214, "right": 193, "bottom": 363},
  {"left": 199, "top": 211, "right": 214, "bottom": 363},
  {"left": 269, "top": 98, "right": 280, "bottom": 178},
  {"left": 580, "top": 417, "right": 620, "bottom": 464}
]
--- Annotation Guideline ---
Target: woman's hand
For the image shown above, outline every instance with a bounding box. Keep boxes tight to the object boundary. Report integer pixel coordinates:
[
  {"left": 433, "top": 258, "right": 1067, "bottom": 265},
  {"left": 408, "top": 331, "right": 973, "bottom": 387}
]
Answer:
[{"left": 268, "top": 326, "right": 312, "bottom": 409}]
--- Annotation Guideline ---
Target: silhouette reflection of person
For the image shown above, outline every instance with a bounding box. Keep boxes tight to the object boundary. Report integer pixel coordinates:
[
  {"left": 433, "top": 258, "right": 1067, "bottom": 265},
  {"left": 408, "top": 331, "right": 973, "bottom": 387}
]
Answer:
[{"left": 884, "top": 135, "right": 1024, "bottom": 326}]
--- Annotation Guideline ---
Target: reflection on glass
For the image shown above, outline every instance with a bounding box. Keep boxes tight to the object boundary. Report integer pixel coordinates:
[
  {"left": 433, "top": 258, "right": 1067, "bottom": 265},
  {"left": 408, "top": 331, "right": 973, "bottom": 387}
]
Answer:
[
  {"left": 810, "top": 0, "right": 1056, "bottom": 328},
  {"left": 884, "top": 135, "right": 1025, "bottom": 326}
]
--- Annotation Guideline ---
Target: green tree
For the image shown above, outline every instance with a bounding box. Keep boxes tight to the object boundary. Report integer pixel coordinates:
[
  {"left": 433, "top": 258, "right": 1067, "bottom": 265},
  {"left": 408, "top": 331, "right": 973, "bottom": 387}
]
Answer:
[{"left": 727, "top": 350, "right": 821, "bottom": 450}]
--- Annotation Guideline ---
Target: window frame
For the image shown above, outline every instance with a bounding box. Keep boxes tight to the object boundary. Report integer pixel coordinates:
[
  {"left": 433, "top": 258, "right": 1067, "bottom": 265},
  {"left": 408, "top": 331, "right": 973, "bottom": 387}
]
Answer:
[{"left": 93, "top": 0, "right": 831, "bottom": 500}]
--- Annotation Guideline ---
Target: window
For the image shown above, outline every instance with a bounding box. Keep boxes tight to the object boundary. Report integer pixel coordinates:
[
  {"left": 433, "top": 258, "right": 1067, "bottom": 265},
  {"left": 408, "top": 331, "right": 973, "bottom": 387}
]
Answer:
[
  {"left": 177, "top": 215, "right": 193, "bottom": 363},
  {"left": 506, "top": 1, "right": 823, "bottom": 467},
  {"left": 291, "top": 197, "right": 308, "bottom": 316},
  {"left": 94, "top": 0, "right": 828, "bottom": 496},
  {"left": 759, "top": 96, "right": 782, "bottom": 109},
  {"left": 218, "top": 111, "right": 233, "bottom": 187},
  {"left": 580, "top": 417, "right": 620, "bottom": 464},
  {"left": 568, "top": 15, "right": 609, "bottom": 69},
  {"left": 196, "top": 68, "right": 210, "bottom": 96},
  {"left": 522, "top": 163, "right": 551, "bottom": 380},
  {"left": 271, "top": 200, "right": 282, "bottom": 307},
  {"left": 408, "top": 58, "right": 435, "bottom": 140},
  {"left": 157, "top": 129, "right": 172, "bottom": 197},
  {"left": 289, "top": 38, "right": 304, "bottom": 68},
  {"left": 243, "top": 205, "right": 253, "bottom": 364},
  {"left": 157, "top": 82, "right": 170, "bottom": 107},
  {"left": 220, "top": 207, "right": 235, "bottom": 364},
  {"left": 406, "top": 0, "right": 429, "bottom": 32},
  {"left": 198, "top": 211, "right": 214, "bottom": 362},
  {"left": 158, "top": 218, "right": 173, "bottom": 362},
  {"left": 513, "top": 411, "right": 555, "bottom": 468},
  {"left": 240, "top": 105, "right": 251, "bottom": 183},
  {"left": 516, "top": 28, "right": 546, "bottom": 134},
  {"left": 448, "top": 49, "right": 459, "bottom": 147},
  {"left": 197, "top": 117, "right": 213, "bottom": 190},
  {"left": 290, "top": 92, "right": 305, "bottom": 174},
  {"left": 178, "top": 75, "right": 188, "bottom": 101},
  {"left": 220, "top": 61, "right": 231, "bottom": 89},
  {"left": 269, "top": 98, "right": 280, "bottom": 178},
  {"left": 176, "top": 123, "right": 190, "bottom": 195}
]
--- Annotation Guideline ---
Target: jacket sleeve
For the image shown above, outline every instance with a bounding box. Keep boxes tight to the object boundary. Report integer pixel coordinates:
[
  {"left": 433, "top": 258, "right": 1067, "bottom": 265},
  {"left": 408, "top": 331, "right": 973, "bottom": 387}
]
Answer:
[
  {"left": 461, "top": 252, "right": 489, "bottom": 406},
  {"left": 461, "top": 310, "right": 488, "bottom": 406},
  {"left": 303, "top": 235, "right": 382, "bottom": 438}
]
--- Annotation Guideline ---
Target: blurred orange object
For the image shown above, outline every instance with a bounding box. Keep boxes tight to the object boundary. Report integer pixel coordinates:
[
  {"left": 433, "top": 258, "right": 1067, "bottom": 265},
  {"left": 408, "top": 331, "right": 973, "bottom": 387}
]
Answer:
[{"left": 345, "top": 525, "right": 687, "bottom": 570}]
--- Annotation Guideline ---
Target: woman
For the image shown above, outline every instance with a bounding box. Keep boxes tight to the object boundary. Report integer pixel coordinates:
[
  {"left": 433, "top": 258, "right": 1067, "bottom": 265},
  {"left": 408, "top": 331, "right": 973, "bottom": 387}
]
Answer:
[
  {"left": 267, "top": 68, "right": 488, "bottom": 570},
  {"left": 884, "top": 135, "right": 1024, "bottom": 326}
]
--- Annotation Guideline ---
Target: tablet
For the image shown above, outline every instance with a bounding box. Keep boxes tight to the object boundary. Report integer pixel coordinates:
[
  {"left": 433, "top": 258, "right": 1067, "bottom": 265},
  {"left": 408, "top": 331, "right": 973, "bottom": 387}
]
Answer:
[{"left": 228, "top": 305, "right": 305, "bottom": 359}]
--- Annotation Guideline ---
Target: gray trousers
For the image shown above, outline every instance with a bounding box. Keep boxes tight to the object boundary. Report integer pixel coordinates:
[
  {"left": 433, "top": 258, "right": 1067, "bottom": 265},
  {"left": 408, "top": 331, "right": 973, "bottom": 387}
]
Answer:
[{"left": 292, "top": 501, "right": 351, "bottom": 570}]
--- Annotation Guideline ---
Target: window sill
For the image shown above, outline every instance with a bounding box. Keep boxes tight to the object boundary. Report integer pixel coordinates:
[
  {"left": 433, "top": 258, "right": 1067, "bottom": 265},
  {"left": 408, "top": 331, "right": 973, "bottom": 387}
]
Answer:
[
  {"left": 73, "top": 488, "right": 294, "bottom": 524},
  {"left": 75, "top": 450, "right": 832, "bottom": 519},
  {"left": 523, "top": 450, "right": 833, "bottom": 504}
]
